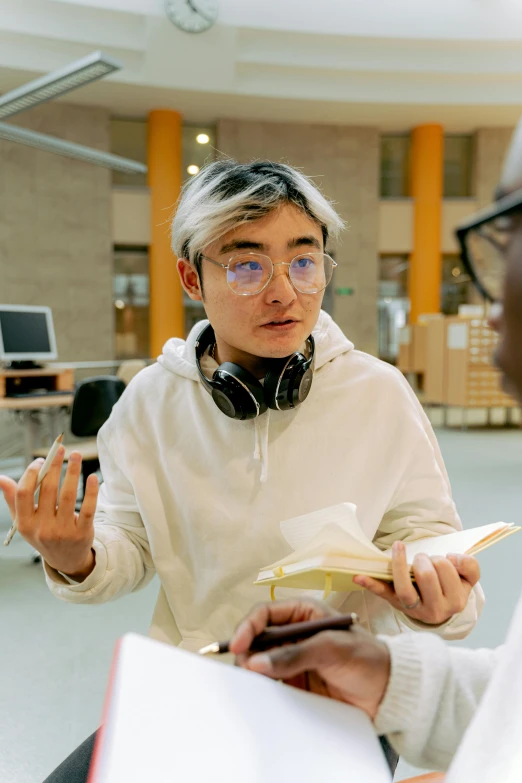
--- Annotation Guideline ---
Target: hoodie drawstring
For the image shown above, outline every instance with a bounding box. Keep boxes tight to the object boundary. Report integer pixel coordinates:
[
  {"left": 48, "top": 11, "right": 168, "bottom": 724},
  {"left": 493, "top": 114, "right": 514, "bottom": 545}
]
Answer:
[{"left": 253, "top": 410, "right": 270, "bottom": 483}]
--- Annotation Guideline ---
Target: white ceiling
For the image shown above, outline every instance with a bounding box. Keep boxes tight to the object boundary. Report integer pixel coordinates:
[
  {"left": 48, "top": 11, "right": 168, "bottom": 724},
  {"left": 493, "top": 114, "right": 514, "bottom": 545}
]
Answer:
[{"left": 2, "top": 0, "right": 522, "bottom": 130}]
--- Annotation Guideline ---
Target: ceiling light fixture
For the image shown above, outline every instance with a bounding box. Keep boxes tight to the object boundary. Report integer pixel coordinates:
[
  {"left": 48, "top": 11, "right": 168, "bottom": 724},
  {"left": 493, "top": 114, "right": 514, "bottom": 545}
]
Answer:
[
  {"left": 187, "top": 164, "right": 200, "bottom": 175},
  {"left": 196, "top": 133, "right": 210, "bottom": 144},
  {"left": 0, "top": 51, "right": 122, "bottom": 120},
  {"left": 0, "top": 121, "right": 148, "bottom": 174}
]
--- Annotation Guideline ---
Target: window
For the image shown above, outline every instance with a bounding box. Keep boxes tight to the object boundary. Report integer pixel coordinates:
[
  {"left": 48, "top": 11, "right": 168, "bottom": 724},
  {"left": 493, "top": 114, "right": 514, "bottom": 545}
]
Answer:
[
  {"left": 113, "top": 247, "right": 150, "bottom": 358},
  {"left": 182, "top": 124, "right": 216, "bottom": 183},
  {"left": 110, "top": 119, "right": 148, "bottom": 188},
  {"left": 380, "top": 135, "right": 410, "bottom": 198},
  {"left": 444, "top": 135, "right": 473, "bottom": 198},
  {"left": 441, "top": 254, "right": 472, "bottom": 314},
  {"left": 378, "top": 255, "right": 410, "bottom": 362},
  {"left": 110, "top": 120, "right": 217, "bottom": 188}
]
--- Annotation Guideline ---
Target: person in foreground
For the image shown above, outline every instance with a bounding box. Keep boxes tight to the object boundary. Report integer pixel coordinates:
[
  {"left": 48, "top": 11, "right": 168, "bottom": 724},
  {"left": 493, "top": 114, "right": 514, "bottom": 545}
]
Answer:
[
  {"left": 231, "top": 118, "right": 522, "bottom": 783},
  {"left": 1, "top": 161, "right": 482, "bottom": 781}
]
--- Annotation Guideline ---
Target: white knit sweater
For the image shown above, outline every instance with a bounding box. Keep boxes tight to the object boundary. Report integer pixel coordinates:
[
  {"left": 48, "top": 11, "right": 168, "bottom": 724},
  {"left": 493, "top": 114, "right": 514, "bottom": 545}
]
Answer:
[{"left": 376, "top": 590, "right": 522, "bottom": 781}]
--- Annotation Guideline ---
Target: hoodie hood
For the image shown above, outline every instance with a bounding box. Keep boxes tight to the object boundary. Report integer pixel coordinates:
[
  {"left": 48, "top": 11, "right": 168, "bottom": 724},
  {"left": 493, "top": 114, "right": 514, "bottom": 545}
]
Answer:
[
  {"left": 157, "top": 309, "right": 354, "bottom": 380},
  {"left": 157, "top": 310, "right": 354, "bottom": 484}
]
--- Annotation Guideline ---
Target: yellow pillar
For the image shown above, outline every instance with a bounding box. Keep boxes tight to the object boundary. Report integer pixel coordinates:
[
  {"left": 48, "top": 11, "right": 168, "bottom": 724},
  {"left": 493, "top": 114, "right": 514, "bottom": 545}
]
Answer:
[
  {"left": 147, "top": 109, "right": 184, "bottom": 355},
  {"left": 409, "top": 124, "right": 444, "bottom": 324}
]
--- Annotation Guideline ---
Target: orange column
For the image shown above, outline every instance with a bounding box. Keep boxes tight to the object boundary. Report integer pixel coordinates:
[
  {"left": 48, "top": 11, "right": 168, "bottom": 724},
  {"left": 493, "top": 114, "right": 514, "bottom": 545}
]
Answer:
[
  {"left": 147, "top": 110, "right": 183, "bottom": 355},
  {"left": 409, "top": 124, "right": 444, "bottom": 324}
]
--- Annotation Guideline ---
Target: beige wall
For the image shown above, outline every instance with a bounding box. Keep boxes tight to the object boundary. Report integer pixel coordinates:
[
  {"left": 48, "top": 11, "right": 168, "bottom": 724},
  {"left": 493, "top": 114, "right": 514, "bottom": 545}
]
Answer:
[
  {"left": 112, "top": 188, "right": 150, "bottom": 245},
  {"left": 474, "top": 128, "right": 513, "bottom": 207},
  {"left": 441, "top": 200, "right": 477, "bottom": 253},
  {"left": 379, "top": 199, "right": 477, "bottom": 255},
  {"left": 378, "top": 200, "right": 413, "bottom": 254},
  {"left": 217, "top": 119, "right": 380, "bottom": 355},
  {"left": 0, "top": 103, "right": 113, "bottom": 362}
]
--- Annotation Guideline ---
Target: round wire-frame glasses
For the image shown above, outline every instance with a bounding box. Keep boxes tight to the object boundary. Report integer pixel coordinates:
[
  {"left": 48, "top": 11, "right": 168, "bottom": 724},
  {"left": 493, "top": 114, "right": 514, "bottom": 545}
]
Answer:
[{"left": 200, "top": 252, "right": 337, "bottom": 296}]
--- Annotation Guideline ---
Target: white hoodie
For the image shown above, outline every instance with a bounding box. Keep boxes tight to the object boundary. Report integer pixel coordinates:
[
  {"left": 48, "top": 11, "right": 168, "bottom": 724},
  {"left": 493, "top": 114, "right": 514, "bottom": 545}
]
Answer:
[{"left": 45, "top": 311, "right": 483, "bottom": 651}]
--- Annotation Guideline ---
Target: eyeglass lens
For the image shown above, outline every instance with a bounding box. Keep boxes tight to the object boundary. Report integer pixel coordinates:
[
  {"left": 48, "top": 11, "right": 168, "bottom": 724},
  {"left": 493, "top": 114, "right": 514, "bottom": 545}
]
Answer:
[
  {"left": 226, "top": 253, "right": 333, "bottom": 295},
  {"left": 466, "top": 218, "right": 510, "bottom": 301}
]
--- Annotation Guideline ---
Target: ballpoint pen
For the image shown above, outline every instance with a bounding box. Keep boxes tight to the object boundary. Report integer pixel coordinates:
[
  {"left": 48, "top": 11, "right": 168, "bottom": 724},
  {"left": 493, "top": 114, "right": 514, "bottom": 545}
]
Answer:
[
  {"left": 3, "top": 433, "right": 64, "bottom": 547},
  {"left": 197, "top": 612, "right": 359, "bottom": 656}
]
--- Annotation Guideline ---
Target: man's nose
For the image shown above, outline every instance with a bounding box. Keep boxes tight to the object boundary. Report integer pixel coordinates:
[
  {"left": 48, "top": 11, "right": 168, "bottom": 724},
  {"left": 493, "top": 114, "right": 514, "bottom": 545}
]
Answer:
[
  {"left": 487, "top": 301, "right": 504, "bottom": 333},
  {"left": 265, "top": 265, "right": 297, "bottom": 305}
]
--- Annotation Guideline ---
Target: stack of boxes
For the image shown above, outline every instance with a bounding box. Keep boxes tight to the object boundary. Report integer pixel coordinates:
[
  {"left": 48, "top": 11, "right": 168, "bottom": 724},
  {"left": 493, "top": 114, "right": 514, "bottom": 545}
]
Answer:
[{"left": 398, "top": 315, "right": 516, "bottom": 410}]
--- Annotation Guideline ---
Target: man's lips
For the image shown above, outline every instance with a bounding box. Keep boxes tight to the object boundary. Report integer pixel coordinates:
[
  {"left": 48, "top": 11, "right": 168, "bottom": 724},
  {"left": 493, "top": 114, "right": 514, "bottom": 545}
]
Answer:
[
  {"left": 260, "top": 317, "right": 298, "bottom": 326},
  {"left": 260, "top": 320, "right": 300, "bottom": 332}
]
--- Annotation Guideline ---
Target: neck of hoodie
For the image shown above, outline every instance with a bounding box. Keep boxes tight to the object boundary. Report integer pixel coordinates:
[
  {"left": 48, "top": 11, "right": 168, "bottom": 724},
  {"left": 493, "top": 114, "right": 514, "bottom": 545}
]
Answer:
[{"left": 156, "top": 310, "right": 355, "bottom": 485}]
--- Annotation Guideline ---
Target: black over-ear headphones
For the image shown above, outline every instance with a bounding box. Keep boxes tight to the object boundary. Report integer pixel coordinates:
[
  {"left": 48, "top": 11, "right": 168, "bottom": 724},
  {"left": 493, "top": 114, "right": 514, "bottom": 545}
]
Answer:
[{"left": 195, "top": 324, "right": 315, "bottom": 420}]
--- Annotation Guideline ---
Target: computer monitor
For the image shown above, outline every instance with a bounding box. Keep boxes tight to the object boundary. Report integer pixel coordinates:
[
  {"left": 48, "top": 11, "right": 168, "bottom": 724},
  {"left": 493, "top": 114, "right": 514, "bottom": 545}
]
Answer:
[{"left": 0, "top": 305, "right": 58, "bottom": 367}]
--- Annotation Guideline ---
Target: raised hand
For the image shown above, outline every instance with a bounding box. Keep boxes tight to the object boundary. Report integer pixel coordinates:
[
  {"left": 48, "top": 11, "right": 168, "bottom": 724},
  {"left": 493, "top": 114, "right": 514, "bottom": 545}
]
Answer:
[{"left": 0, "top": 446, "right": 99, "bottom": 580}]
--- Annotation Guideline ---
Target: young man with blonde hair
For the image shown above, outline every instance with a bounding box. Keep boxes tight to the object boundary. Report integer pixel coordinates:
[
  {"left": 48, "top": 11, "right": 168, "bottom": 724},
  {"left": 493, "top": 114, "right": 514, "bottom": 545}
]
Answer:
[{"left": 1, "top": 160, "right": 482, "bottom": 781}]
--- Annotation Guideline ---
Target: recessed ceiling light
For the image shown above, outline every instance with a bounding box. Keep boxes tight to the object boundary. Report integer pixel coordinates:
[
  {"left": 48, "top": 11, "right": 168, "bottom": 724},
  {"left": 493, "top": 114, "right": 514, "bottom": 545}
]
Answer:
[
  {"left": 452, "top": 267, "right": 461, "bottom": 278},
  {"left": 196, "top": 133, "right": 210, "bottom": 144},
  {"left": 187, "top": 164, "right": 200, "bottom": 175},
  {"left": 115, "top": 299, "right": 126, "bottom": 309}
]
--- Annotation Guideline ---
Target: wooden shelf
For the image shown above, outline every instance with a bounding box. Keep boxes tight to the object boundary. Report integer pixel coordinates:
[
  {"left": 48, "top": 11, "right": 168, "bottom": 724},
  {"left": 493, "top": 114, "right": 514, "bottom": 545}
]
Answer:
[{"left": 0, "top": 367, "right": 74, "bottom": 398}]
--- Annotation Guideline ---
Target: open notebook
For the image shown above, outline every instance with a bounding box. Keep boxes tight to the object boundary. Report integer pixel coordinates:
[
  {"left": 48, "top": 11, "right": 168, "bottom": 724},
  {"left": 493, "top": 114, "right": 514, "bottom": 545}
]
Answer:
[
  {"left": 255, "top": 502, "right": 520, "bottom": 594},
  {"left": 88, "top": 633, "right": 392, "bottom": 783}
]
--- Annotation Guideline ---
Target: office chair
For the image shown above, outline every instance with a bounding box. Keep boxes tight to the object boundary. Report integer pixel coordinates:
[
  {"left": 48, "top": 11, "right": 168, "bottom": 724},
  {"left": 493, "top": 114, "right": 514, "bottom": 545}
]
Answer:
[
  {"left": 69, "top": 376, "right": 126, "bottom": 493},
  {"left": 32, "top": 376, "right": 126, "bottom": 499}
]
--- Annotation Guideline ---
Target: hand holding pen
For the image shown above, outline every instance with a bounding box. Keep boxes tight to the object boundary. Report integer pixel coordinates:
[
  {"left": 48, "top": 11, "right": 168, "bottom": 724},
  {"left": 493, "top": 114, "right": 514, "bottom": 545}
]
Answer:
[
  {"left": 0, "top": 434, "right": 98, "bottom": 581},
  {"left": 3, "top": 433, "right": 64, "bottom": 546},
  {"left": 223, "top": 599, "right": 391, "bottom": 721}
]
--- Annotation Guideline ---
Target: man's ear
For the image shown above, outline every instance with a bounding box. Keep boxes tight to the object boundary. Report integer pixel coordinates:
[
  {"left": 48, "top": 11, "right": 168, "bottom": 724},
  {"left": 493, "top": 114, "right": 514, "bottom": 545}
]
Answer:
[{"left": 177, "top": 258, "right": 203, "bottom": 301}]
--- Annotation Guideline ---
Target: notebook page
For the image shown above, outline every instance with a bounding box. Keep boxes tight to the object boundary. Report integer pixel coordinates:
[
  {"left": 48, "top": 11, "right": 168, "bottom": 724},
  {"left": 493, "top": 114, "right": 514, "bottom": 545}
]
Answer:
[
  {"left": 267, "top": 522, "right": 389, "bottom": 571},
  {"left": 403, "top": 522, "right": 512, "bottom": 562},
  {"left": 93, "top": 633, "right": 391, "bottom": 783},
  {"left": 280, "top": 502, "right": 382, "bottom": 554}
]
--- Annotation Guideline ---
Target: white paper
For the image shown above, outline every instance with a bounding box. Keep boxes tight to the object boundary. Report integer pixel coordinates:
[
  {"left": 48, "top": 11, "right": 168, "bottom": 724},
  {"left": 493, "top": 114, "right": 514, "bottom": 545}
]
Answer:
[
  {"left": 280, "top": 502, "right": 365, "bottom": 550},
  {"left": 93, "top": 634, "right": 391, "bottom": 783},
  {"left": 404, "top": 522, "right": 513, "bottom": 561},
  {"left": 448, "top": 323, "right": 469, "bottom": 350}
]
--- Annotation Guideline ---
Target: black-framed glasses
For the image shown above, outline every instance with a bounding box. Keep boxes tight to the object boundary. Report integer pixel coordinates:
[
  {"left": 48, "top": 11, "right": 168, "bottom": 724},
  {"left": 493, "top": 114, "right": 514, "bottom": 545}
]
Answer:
[
  {"left": 456, "top": 186, "right": 522, "bottom": 302},
  {"left": 200, "top": 252, "right": 337, "bottom": 296}
]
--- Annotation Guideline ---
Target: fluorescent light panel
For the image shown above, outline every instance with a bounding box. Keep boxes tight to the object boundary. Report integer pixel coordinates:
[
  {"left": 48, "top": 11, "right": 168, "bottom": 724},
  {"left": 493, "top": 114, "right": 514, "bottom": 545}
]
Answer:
[
  {"left": 0, "top": 51, "right": 122, "bottom": 120},
  {"left": 0, "top": 121, "right": 147, "bottom": 175}
]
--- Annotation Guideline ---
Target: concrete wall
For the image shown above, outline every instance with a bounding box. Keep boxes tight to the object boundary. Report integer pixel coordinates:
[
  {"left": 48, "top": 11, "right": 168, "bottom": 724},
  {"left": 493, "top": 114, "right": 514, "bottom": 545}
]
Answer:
[
  {"left": 0, "top": 102, "right": 114, "bottom": 362},
  {"left": 0, "top": 103, "right": 113, "bottom": 460},
  {"left": 217, "top": 119, "right": 380, "bottom": 355}
]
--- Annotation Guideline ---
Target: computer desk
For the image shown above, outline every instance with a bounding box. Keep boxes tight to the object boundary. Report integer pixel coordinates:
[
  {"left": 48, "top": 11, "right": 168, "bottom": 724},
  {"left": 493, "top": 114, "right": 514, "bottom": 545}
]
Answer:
[{"left": 0, "top": 393, "right": 74, "bottom": 466}]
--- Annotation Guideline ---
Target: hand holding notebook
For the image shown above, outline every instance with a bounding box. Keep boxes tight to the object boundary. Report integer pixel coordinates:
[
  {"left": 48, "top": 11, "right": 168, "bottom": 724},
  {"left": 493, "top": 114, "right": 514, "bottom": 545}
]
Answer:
[{"left": 255, "top": 503, "right": 519, "bottom": 601}]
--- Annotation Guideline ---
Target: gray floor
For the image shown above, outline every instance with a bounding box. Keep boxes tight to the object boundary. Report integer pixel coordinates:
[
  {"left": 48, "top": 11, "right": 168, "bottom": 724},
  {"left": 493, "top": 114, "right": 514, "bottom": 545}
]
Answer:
[{"left": 1, "top": 428, "right": 522, "bottom": 782}]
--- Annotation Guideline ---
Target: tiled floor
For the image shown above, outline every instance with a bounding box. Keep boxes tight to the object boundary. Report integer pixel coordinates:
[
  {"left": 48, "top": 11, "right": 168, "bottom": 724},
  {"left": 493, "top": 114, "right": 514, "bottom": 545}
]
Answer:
[{"left": 1, "top": 427, "right": 521, "bottom": 782}]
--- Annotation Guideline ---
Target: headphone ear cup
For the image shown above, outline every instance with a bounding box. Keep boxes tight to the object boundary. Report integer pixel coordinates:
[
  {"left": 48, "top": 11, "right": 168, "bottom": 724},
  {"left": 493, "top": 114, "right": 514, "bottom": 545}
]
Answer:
[
  {"left": 211, "top": 362, "right": 267, "bottom": 420},
  {"left": 265, "top": 353, "right": 309, "bottom": 411}
]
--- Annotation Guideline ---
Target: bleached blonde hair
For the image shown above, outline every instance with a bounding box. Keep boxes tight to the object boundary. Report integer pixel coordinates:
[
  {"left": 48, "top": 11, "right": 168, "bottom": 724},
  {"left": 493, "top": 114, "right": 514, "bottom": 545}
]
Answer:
[{"left": 171, "top": 159, "right": 345, "bottom": 277}]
